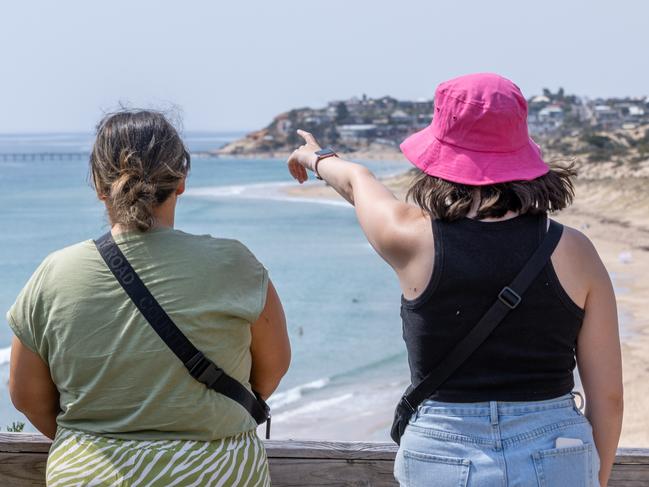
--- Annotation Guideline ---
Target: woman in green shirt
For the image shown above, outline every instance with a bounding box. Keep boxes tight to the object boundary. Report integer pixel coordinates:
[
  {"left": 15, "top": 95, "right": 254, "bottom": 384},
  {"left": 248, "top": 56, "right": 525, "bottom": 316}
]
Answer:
[{"left": 8, "top": 110, "right": 291, "bottom": 486}]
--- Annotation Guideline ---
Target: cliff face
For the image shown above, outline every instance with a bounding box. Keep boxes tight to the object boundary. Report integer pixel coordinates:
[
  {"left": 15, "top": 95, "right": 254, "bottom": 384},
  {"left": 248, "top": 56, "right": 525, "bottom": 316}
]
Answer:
[
  {"left": 217, "top": 95, "right": 436, "bottom": 155},
  {"left": 218, "top": 110, "right": 335, "bottom": 155},
  {"left": 218, "top": 128, "right": 275, "bottom": 155},
  {"left": 543, "top": 122, "right": 649, "bottom": 179}
]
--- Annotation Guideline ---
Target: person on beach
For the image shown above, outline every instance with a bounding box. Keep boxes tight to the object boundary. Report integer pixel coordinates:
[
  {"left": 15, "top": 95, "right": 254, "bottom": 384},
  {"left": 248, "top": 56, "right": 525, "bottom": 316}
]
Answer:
[
  {"left": 8, "top": 110, "right": 290, "bottom": 486},
  {"left": 287, "top": 73, "right": 623, "bottom": 486}
]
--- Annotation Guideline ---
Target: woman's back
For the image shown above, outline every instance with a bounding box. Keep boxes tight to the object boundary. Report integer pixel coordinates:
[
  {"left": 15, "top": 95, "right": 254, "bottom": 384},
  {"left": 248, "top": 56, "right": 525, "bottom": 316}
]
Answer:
[
  {"left": 402, "top": 213, "right": 584, "bottom": 401},
  {"left": 9, "top": 227, "right": 268, "bottom": 442},
  {"left": 286, "top": 72, "right": 622, "bottom": 485},
  {"left": 9, "top": 110, "right": 288, "bottom": 486}
]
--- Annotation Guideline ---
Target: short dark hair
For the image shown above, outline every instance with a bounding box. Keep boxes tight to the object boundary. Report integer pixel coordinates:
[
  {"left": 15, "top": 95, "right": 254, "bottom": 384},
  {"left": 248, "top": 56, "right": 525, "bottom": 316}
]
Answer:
[{"left": 406, "top": 162, "right": 577, "bottom": 221}]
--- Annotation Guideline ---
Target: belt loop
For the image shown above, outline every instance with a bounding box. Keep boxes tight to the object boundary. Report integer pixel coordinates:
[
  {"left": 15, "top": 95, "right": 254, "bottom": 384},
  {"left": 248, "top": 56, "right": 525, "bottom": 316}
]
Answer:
[{"left": 490, "top": 401, "right": 498, "bottom": 426}]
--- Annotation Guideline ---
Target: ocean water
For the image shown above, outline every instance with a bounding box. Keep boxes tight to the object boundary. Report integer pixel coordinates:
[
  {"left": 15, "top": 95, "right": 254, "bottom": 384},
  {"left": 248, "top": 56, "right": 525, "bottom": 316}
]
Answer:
[
  {"left": 1, "top": 133, "right": 625, "bottom": 440},
  {"left": 0, "top": 133, "right": 409, "bottom": 437}
]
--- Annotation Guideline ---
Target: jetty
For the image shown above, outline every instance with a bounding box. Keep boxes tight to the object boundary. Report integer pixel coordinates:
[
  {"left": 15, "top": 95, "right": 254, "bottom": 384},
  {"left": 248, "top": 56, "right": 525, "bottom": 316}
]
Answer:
[
  {"left": 0, "top": 152, "right": 88, "bottom": 162},
  {"left": 0, "top": 151, "right": 217, "bottom": 162},
  {"left": 0, "top": 434, "right": 647, "bottom": 486}
]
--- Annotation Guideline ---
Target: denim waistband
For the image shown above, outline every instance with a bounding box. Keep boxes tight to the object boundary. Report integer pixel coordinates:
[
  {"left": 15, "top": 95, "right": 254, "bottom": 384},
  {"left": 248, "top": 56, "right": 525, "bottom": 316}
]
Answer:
[{"left": 418, "top": 393, "right": 578, "bottom": 416}]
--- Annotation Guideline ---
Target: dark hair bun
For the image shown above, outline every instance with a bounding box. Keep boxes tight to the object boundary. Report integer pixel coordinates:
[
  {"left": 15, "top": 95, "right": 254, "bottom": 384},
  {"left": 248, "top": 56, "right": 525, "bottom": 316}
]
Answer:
[{"left": 90, "top": 110, "right": 191, "bottom": 232}]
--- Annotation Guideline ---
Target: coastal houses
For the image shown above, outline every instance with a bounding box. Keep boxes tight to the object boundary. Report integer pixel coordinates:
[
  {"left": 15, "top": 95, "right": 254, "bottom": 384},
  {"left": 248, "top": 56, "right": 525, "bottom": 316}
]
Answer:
[{"left": 218, "top": 89, "right": 649, "bottom": 156}]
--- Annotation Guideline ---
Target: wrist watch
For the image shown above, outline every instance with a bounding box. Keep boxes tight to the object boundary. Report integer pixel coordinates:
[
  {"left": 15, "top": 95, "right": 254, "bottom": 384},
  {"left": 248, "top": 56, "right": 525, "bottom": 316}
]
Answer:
[{"left": 313, "top": 148, "right": 338, "bottom": 180}]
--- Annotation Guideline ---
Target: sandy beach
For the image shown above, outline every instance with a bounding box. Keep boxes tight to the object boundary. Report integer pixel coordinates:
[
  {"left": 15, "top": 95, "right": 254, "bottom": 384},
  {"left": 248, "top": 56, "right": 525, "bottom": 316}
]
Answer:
[{"left": 283, "top": 164, "right": 649, "bottom": 447}]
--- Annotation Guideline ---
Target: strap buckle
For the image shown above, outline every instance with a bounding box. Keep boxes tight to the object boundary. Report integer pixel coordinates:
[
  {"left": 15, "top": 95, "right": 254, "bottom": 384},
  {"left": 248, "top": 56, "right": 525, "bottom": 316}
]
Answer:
[
  {"left": 186, "top": 352, "right": 225, "bottom": 389},
  {"left": 265, "top": 414, "right": 272, "bottom": 440},
  {"left": 498, "top": 286, "right": 522, "bottom": 309}
]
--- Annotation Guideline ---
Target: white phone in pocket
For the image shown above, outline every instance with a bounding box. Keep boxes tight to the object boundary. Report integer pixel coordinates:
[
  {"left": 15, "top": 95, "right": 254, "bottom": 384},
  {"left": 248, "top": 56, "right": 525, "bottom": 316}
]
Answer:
[{"left": 555, "top": 437, "right": 584, "bottom": 448}]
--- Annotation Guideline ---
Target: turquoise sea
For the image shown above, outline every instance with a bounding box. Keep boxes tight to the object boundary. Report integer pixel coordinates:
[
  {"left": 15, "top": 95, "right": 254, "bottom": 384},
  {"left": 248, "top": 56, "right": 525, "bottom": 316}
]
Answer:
[{"left": 0, "top": 133, "right": 410, "bottom": 440}]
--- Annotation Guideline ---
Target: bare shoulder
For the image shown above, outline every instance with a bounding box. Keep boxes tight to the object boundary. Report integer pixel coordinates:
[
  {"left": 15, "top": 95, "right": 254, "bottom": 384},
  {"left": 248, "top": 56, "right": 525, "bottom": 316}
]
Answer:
[
  {"left": 550, "top": 221, "right": 611, "bottom": 308},
  {"left": 396, "top": 201, "right": 431, "bottom": 227},
  {"left": 388, "top": 201, "right": 432, "bottom": 244},
  {"left": 554, "top": 222, "right": 608, "bottom": 281},
  {"left": 374, "top": 201, "right": 432, "bottom": 270},
  {"left": 558, "top": 224, "right": 596, "bottom": 254}
]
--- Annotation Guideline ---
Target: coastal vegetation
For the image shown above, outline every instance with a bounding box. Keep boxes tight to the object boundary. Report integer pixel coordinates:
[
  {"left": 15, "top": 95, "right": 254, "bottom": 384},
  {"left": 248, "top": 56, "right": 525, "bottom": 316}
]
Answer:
[{"left": 4, "top": 422, "right": 24, "bottom": 432}]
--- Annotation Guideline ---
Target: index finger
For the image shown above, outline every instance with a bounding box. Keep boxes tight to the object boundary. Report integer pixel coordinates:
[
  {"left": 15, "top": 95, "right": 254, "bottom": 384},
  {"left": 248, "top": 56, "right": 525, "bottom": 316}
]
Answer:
[{"left": 297, "top": 129, "right": 317, "bottom": 145}]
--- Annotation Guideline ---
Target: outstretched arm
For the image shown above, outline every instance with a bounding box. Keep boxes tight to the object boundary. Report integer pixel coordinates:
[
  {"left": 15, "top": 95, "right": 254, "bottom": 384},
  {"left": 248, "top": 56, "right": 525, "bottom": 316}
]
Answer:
[{"left": 287, "top": 130, "right": 426, "bottom": 271}]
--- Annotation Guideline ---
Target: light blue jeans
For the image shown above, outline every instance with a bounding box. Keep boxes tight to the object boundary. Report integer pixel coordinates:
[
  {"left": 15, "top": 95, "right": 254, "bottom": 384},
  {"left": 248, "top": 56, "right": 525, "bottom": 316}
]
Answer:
[{"left": 394, "top": 394, "right": 600, "bottom": 487}]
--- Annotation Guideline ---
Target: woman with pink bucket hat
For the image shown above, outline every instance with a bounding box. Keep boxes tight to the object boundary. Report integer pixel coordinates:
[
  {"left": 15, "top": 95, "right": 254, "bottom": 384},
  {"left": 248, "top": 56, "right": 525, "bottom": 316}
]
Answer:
[{"left": 288, "top": 73, "right": 622, "bottom": 486}]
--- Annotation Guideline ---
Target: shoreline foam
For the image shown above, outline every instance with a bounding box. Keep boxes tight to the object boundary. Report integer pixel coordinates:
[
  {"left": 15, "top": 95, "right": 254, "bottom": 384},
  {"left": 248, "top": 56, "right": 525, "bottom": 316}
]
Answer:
[{"left": 0, "top": 347, "right": 9, "bottom": 366}]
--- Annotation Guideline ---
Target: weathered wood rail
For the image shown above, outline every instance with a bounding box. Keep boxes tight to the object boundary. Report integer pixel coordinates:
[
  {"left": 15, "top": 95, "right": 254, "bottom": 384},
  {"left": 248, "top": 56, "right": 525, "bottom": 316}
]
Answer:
[{"left": 1, "top": 433, "right": 648, "bottom": 486}]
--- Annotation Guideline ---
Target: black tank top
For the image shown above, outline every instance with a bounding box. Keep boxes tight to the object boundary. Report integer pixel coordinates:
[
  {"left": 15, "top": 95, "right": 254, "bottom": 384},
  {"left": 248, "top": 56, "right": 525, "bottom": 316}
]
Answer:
[{"left": 401, "top": 213, "right": 584, "bottom": 402}]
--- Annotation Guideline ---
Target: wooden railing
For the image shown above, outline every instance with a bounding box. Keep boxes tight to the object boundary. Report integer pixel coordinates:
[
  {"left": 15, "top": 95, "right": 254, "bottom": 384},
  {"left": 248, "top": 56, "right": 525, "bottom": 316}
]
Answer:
[{"left": 1, "top": 433, "right": 648, "bottom": 486}]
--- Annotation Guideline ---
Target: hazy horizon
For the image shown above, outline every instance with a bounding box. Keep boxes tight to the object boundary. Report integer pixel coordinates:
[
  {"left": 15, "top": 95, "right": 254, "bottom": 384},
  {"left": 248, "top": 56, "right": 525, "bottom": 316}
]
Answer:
[{"left": 1, "top": 0, "right": 647, "bottom": 133}]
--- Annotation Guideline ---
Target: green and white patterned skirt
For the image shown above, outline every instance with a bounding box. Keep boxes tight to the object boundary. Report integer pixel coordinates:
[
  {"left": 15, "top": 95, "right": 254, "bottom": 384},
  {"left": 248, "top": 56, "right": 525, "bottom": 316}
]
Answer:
[{"left": 46, "top": 428, "right": 271, "bottom": 486}]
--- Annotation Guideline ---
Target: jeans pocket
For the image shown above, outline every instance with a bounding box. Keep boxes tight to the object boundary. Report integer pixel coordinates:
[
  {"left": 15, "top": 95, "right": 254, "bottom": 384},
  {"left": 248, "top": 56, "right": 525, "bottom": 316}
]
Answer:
[
  {"left": 532, "top": 443, "right": 596, "bottom": 487},
  {"left": 401, "top": 449, "right": 471, "bottom": 487}
]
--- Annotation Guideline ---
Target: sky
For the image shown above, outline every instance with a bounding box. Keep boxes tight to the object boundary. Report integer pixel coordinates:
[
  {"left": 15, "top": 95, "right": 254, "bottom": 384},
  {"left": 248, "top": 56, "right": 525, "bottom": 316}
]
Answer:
[{"left": 0, "top": 0, "right": 647, "bottom": 133}]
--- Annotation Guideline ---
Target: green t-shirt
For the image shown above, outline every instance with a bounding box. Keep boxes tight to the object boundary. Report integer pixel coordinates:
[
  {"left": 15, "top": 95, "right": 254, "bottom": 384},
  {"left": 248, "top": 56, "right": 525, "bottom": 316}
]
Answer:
[{"left": 7, "top": 227, "right": 269, "bottom": 441}]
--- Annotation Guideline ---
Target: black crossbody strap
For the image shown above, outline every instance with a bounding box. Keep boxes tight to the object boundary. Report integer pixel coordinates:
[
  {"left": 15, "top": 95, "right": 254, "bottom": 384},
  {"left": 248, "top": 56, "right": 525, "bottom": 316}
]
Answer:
[
  {"left": 402, "top": 219, "right": 564, "bottom": 412},
  {"left": 94, "top": 232, "right": 270, "bottom": 427}
]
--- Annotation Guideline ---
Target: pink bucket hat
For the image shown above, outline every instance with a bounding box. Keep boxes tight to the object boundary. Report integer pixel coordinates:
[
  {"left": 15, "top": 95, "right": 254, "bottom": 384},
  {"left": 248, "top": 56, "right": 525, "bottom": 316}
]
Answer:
[{"left": 400, "top": 73, "right": 549, "bottom": 186}]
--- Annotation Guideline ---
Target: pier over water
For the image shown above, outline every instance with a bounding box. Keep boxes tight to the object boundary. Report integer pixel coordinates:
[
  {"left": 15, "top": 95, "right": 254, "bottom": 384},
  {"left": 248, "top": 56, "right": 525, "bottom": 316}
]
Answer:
[
  {"left": 0, "top": 152, "right": 87, "bottom": 162},
  {"left": 0, "top": 151, "right": 216, "bottom": 162}
]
